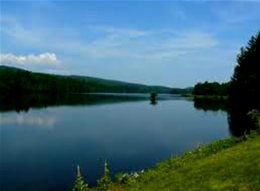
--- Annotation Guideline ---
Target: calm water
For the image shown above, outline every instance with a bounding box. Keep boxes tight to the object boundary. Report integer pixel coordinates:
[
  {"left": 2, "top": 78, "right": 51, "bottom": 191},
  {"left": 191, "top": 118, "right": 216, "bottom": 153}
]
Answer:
[{"left": 0, "top": 94, "right": 229, "bottom": 191}]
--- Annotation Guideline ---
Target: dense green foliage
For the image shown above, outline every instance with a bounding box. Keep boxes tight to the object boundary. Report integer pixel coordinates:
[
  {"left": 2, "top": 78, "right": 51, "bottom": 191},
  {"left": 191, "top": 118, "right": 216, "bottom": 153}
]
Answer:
[
  {"left": 247, "top": 109, "right": 260, "bottom": 129},
  {"left": 192, "top": 81, "right": 230, "bottom": 96},
  {"left": 0, "top": 66, "right": 85, "bottom": 95},
  {"left": 0, "top": 65, "right": 173, "bottom": 95}
]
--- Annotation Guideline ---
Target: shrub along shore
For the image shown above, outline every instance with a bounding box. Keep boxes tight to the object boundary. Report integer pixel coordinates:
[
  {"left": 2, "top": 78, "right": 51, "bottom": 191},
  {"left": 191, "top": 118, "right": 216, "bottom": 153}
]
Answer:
[{"left": 181, "top": 93, "right": 228, "bottom": 100}]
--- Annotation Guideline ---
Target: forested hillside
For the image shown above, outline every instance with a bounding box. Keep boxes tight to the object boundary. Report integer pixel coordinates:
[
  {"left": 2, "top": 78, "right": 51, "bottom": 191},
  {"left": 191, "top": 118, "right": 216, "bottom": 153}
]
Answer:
[{"left": 0, "top": 65, "right": 185, "bottom": 95}]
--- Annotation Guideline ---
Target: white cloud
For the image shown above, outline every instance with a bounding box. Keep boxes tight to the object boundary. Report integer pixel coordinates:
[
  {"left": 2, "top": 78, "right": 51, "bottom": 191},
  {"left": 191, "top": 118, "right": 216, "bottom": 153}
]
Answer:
[
  {"left": 0, "top": 13, "right": 237, "bottom": 74},
  {"left": 0, "top": 53, "right": 60, "bottom": 65},
  {"left": 0, "top": 14, "right": 221, "bottom": 63}
]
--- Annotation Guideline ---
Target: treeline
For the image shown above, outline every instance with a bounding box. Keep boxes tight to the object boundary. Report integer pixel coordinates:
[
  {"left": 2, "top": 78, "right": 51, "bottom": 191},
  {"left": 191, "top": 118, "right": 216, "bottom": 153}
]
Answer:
[
  {"left": 0, "top": 66, "right": 87, "bottom": 95},
  {"left": 0, "top": 65, "right": 172, "bottom": 95},
  {"left": 192, "top": 81, "right": 230, "bottom": 96}
]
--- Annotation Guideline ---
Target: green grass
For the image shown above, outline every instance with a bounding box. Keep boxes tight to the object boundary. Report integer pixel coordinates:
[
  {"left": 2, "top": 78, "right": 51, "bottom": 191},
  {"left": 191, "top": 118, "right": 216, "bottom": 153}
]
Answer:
[{"left": 110, "top": 132, "right": 260, "bottom": 191}]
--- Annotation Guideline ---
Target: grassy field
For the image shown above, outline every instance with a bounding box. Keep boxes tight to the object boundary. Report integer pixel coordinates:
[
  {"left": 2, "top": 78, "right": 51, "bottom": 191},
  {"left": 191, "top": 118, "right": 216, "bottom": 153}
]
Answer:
[{"left": 110, "top": 133, "right": 260, "bottom": 191}]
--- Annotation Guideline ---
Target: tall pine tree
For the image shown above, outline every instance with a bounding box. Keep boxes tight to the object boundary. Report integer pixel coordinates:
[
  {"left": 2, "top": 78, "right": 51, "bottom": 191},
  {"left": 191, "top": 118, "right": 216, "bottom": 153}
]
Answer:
[
  {"left": 228, "top": 31, "right": 260, "bottom": 135},
  {"left": 230, "top": 30, "right": 260, "bottom": 109}
]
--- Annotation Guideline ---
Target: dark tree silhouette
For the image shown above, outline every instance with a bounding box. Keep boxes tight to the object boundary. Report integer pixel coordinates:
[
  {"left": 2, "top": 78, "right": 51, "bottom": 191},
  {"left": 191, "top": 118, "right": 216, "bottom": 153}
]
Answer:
[
  {"left": 229, "top": 31, "right": 260, "bottom": 109},
  {"left": 228, "top": 31, "right": 260, "bottom": 136},
  {"left": 150, "top": 93, "right": 158, "bottom": 105}
]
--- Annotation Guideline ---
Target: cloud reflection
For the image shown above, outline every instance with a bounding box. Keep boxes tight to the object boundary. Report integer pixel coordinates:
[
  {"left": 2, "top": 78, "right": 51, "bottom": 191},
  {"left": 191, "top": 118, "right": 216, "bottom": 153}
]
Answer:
[{"left": 0, "top": 114, "right": 56, "bottom": 127}]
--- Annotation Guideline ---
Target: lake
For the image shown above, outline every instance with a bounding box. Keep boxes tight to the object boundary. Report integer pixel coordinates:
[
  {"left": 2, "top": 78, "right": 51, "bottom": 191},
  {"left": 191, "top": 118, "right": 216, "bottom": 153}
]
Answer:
[{"left": 0, "top": 94, "right": 230, "bottom": 191}]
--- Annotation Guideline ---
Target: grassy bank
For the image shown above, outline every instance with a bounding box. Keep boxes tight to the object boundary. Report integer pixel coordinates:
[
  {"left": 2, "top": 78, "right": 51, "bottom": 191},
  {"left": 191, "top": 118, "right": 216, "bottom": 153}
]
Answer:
[
  {"left": 108, "top": 130, "right": 260, "bottom": 191},
  {"left": 71, "top": 130, "right": 260, "bottom": 191}
]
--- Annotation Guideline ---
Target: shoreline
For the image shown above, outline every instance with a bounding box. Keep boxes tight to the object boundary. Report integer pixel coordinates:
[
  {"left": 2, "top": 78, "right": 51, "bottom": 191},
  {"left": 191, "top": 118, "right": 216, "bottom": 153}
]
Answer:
[
  {"left": 107, "top": 128, "right": 260, "bottom": 190},
  {"left": 74, "top": 127, "right": 260, "bottom": 191},
  {"left": 182, "top": 94, "right": 228, "bottom": 100}
]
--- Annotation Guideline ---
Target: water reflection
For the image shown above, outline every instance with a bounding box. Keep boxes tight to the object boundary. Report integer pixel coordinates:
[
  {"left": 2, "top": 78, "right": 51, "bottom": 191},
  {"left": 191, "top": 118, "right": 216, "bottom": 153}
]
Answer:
[
  {"left": 193, "top": 97, "right": 258, "bottom": 137},
  {"left": 227, "top": 104, "right": 259, "bottom": 137},
  {"left": 0, "top": 114, "right": 56, "bottom": 127},
  {"left": 193, "top": 97, "right": 228, "bottom": 112},
  {"left": 0, "top": 94, "right": 229, "bottom": 191},
  {"left": 1, "top": 94, "right": 248, "bottom": 137},
  {"left": 0, "top": 93, "right": 148, "bottom": 113},
  {"left": 150, "top": 93, "right": 158, "bottom": 106}
]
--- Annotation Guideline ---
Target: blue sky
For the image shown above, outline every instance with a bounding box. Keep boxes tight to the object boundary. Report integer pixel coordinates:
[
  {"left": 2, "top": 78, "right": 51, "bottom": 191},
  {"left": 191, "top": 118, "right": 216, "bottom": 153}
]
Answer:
[{"left": 1, "top": 1, "right": 260, "bottom": 87}]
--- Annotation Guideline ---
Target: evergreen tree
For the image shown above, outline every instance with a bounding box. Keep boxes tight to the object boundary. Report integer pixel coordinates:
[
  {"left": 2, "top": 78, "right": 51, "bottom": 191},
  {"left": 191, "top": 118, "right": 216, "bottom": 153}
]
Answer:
[
  {"left": 71, "top": 165, "right": 90, "bottom": 191},
  {"left": 228, "top": 30, "right": 260, "bottom": 135},
  {"left": 97, "top": 160, "right": 113, "bottom": 191},
  {"left": 229, "top": 30, "right": 260, "bottom": 110}
]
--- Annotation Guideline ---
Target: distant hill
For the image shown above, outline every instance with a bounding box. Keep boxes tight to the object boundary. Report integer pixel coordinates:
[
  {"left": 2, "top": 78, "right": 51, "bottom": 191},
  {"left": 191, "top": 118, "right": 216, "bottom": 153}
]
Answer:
[
  {"left": 0, "top": 65, "right": 26, "bottom": 71},
  {"left": 0, "top": 65, "right": 192, "bottom": 95},
  {"left": 70, "top": 75, "right": 173, "bottom": 93}
]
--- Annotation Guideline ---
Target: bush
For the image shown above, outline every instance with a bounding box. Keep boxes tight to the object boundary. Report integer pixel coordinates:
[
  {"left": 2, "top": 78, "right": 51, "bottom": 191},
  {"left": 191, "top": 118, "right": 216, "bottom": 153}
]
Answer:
[{"left": 247, "top": 109, "right": 260, "bottom": 129}]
